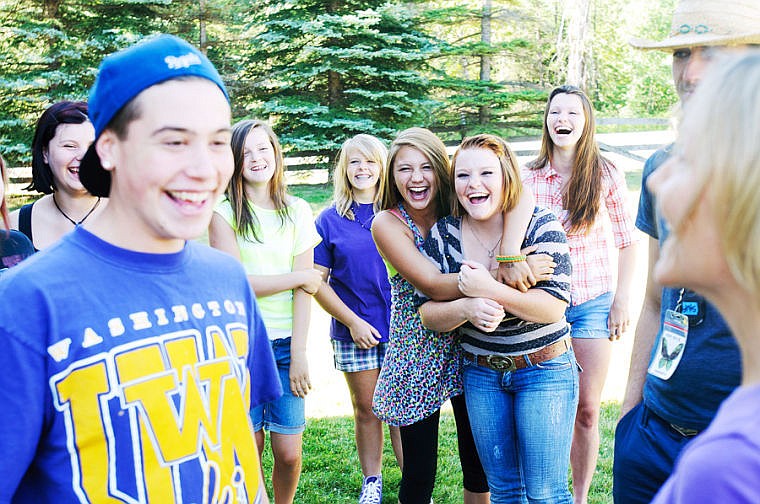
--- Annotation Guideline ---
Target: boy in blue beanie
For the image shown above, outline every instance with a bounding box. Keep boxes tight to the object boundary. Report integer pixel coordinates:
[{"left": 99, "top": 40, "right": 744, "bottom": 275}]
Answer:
[{"left": 0, "top": 34, "right": 281, "bottom": 503}]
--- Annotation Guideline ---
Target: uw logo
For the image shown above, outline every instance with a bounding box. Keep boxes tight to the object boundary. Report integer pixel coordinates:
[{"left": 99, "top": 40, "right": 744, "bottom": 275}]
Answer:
[{"left": 50, "top": 323, "right": 261, "bottom": 503}]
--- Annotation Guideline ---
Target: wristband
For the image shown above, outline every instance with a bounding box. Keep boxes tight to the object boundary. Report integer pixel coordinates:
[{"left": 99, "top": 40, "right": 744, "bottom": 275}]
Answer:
[{"left": 495, "top": 254, "right": 527, "bottom": 264}]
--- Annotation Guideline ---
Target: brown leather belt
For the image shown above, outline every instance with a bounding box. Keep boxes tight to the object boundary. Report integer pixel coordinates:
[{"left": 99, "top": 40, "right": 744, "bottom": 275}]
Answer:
[{"left": 463, "top": 338, "right": 571, "bottom": 373}]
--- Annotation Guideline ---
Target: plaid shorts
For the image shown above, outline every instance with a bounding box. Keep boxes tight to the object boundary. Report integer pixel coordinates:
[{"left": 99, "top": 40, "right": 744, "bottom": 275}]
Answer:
[{"left": 331, "top": 339, "right": 388, "bottom": 373}]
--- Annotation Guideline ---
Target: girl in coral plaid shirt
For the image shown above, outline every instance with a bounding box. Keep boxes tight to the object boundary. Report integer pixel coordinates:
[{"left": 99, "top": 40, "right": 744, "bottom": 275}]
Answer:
[{"left": 523, "top": 85, "right": 637, "bottom": 504}]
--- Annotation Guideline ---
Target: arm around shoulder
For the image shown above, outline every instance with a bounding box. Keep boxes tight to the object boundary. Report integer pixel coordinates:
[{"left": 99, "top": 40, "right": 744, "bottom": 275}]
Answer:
[
  {"left": 371, "top": 211, "right": 460, "bottom": 301},
  {"left": 458, "top": 260, "right": 567, "bottom": 323},
  {"left": 461, "top": 209, "right": 570, "bottom": 323}
]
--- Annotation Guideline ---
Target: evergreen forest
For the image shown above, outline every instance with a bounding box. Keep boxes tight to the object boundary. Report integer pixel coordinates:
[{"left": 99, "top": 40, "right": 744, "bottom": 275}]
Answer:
[{"left": 1, "top": 0, "right": 676, "bottom": 166}]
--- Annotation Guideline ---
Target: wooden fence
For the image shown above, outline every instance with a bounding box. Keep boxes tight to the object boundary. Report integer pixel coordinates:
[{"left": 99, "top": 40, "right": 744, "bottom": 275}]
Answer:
[{"left": 7, "top": 118, "right": 671, "bottom": 196}]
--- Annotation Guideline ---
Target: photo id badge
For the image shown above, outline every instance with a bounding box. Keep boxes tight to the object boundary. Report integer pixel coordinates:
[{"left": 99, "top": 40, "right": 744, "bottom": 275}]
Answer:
[{"left": 648, "top": 309, "right": 688, "bottom": 380}]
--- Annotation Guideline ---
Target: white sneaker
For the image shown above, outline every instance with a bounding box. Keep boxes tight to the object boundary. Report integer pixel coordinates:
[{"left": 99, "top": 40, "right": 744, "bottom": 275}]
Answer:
[{"left": 358, "top": 474, "right": 382, "bottom": 504}]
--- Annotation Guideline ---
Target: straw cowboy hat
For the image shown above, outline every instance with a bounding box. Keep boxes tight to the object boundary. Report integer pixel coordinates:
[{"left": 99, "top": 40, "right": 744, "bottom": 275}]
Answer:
[{"left": 630, "top": 0, "right": 760, "bottom": 50}]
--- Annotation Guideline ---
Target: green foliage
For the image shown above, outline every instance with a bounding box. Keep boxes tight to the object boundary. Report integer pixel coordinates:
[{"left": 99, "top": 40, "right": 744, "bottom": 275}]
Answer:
[
  {"left": 1, "top": 0, "right": 676, "bottom": 167},
  {"left": 0, "top": 0, "right": 251, "bottom": 165},
  {"left": 621, "top": 0, "right": 679, "bottom": 116},
  {"left": 0, "top": 0, "right": 168, "bottom": 164},
  {"left": 240, "top": 0, "right": 440, "bottom": 158},
  {"left": 421, "top": 1, "right": 548, "bottom": 135},
  {"left": 570, "top": 0, "right": 677, "bottom": 116}
]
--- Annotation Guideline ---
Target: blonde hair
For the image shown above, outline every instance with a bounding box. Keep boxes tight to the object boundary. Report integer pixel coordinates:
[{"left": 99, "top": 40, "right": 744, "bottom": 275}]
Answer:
[
  {"left": 677, "top": 50, "right": 760, "bottom": 297},
  {"left": 450, "top": 134, "right": 522, "bottom": 218},
  {"left": 227, "top": 119, "right": 290, "bottom": 242},
  {"left": 332, "top": 134, "right": 387, "bottom": 218},
  {"left": 379, "top": 127, "right": 452, "bottom": 218}
]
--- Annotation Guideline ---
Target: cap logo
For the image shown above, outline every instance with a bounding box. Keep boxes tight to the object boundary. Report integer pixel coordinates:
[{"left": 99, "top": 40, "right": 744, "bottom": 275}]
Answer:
[{"left": 164, "top": 52, "right": 203, "bottom": 70}]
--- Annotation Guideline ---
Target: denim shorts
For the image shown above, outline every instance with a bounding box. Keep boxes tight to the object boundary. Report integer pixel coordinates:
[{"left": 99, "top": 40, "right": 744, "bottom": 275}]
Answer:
[
  {"left": 566, "top": 291, "right": 613, "bottom": 339},
  {"left": 331, "top": 339, "right": 388, "bottom": 373},
  {"left": 250, "top": 337, "right": 306, "bottom": 434}
]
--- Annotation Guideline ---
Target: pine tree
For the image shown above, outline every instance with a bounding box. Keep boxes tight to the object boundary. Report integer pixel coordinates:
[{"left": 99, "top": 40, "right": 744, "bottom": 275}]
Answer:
[
  {"left": 421, "top": 1, "right": 546, "bottom": 139},
  {"left": 0, "top": 0, "right": 245, "bottom": 165},
  {"left": 240, "top": 0, "right": 440, "bottom": 157}
]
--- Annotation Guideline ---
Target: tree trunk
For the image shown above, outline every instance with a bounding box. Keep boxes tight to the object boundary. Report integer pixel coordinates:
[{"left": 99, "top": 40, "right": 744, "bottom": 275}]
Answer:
[
  {"left": 326, "top": 0, "right": 342, "bottom": 107},
  {"left": 328, "top": 70, "right": 343, "bottom": 107},
  {"left": 43, "top": 0, "right": 62, "bottom": 18},
  {"left": 478, "top": 0, "right": 492, "bottom": 125},
  {"left": 199, "top": 0, "right": 207, "bottom": 54},
  {"left": 558, "top": 0, "right": 590, "bottom": 88}
]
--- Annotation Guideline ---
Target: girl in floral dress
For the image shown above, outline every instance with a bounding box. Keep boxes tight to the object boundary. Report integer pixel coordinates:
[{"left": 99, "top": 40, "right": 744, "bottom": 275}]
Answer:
[{"left": 371, "top": 127, "right": 542, "bottom": 503}]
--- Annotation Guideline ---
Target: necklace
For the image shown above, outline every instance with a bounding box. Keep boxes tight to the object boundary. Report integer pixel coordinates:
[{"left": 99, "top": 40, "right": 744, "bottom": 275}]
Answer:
[
  {"left": 350, "top": 202, "right": 374, "bottom": 230},
  {"left": 466, "top": 217, "right": 501, "bottom": 258},
  {"left": 52, "top": 194, "right": 102, "bottom": 226}
]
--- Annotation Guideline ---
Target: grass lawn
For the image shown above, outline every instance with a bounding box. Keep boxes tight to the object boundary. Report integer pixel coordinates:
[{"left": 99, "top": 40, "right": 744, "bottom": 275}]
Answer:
[
  {"left": 262, "top": 402, "right": 620, "bottom": 503},
  {"left": 289, "top": 182, "right": 333, "bottom": 212}
]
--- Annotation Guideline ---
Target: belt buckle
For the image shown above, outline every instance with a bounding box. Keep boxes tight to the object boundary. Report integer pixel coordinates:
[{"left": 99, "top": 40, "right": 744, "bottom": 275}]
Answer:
[
  {"left": 485, "top": 354, "right": 516, "bottom": 372},
  {"left": 669, "top": 423, "right": 699, "bottom": 437}
]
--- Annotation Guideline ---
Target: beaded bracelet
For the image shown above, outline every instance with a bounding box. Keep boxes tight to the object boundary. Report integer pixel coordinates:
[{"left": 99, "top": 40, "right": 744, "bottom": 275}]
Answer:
[{"left": 495, "top": 254, "right": 527, "bottom": 264}]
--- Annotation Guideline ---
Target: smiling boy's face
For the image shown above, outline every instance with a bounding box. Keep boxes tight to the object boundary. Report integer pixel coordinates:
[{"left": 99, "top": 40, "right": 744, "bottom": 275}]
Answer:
[{"left": 96, "top": 78, "right": 233, "bottom": 253}]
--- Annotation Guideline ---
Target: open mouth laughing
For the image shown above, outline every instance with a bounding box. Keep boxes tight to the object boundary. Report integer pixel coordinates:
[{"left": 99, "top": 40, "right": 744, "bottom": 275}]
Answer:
[
  {"left": 408, "top": 186, "right": 429, "bottom": 201},
  {"left": 467, "top": 191, "right": 489, "bottom": 204}
]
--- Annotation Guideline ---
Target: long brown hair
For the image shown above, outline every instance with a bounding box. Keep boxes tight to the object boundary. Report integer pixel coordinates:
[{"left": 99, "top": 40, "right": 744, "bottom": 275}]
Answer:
[
  {"left": 527, "top": 85, "right": 610, "bottom": 234},
  {"left": 227, "top": 119, "right": 290, "bottom": 242}
]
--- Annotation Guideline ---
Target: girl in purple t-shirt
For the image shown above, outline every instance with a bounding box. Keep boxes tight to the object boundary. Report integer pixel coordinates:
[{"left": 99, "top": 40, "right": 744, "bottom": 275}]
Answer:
[{"left": 314, "top": 134, "right": 402, "bottom": 504}]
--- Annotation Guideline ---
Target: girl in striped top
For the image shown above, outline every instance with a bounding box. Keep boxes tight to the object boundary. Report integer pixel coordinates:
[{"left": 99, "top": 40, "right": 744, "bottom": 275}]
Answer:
[{"left": 418, "top": 134, "right": 578, "bottom": 503}]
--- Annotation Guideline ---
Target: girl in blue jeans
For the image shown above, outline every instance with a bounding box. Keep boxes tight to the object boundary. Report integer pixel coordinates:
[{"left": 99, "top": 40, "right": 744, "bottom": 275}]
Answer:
[{"left": 418, "top": 134, "right": 578, "bottom": 503}]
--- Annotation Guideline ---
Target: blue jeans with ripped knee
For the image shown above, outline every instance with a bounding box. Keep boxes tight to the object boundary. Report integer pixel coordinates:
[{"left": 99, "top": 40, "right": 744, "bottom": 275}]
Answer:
[{"left": 462, "top": 347, "right": 579, "bottom": 503}]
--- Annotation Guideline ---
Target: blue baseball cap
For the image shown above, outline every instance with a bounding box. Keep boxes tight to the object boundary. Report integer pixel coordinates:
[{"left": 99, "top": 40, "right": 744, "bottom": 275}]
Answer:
[{"left": 80, "top": 34, "right": 229, "bottom": 197}]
